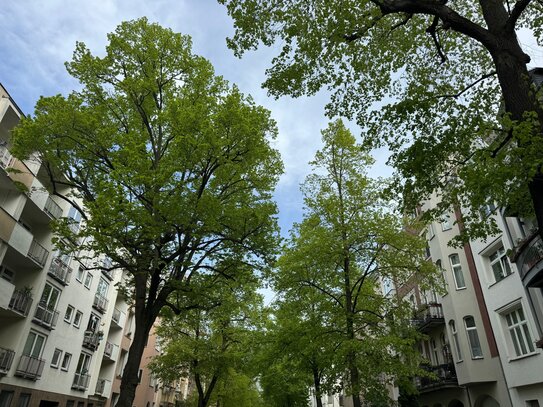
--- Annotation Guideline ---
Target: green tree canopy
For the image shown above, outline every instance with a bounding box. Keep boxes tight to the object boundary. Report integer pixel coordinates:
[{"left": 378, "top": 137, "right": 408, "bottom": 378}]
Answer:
[
  {"left": 220, "top": 0, "right": 543, "bottom": 241},
  {"left": 11, "top": 17, "right": 282, "bottom": 407},
  {"left": 275, "top": 120, "right": 437, "bottom": 406}
]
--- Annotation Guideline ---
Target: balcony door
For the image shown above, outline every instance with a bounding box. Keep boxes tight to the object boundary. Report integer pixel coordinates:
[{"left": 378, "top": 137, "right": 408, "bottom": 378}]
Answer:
[
  {"left": 39, "top": 283, "right": 60, "bottom": 311},
  {"left": 23, "top": 331, "right": 45, "bottom": 358}
]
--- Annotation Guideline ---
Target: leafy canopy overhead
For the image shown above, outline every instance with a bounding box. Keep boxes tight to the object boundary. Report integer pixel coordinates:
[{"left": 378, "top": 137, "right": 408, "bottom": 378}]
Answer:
[{"left": 220, "top": 0, "right": 543, "bottom": 240}]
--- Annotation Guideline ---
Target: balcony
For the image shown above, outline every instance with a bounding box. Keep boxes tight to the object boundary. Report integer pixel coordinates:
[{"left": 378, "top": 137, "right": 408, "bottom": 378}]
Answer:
[
  {"left": 33, "top": 303, "right": 59, "bottom": 330},
  {"left": 0, "top": 347, "right": 15, "bottom": 374},
  {"left": 412, "top": 303, "right": 444, "bottom": 333},
  {"left": 83, "top": 330, "right": 102, "bottom": 351},
  {"left": 514, "top": 232, "right": 543, "bottom": 288},
  {"left": 43, "top": 196, "right": 62, "bottom": 219},
  {"left": 103, "top": 341, "right": 119, "bottom": 362},
  {"left": 72, "top": 372, "right": 90, "bottom": 390},
  {"left": 415, "top": 363, "right": 458, "bottom": 393},
  {"left": 15, "top": 354, "right": 45, "bottom": 380},
  {"left": 48, "top": 257, "right": 72, "bottom": 286},
  {"left": 0, "top": 144, "right": 13, "bottom": 169},
  {"left": 28, "top": 240, "right": 49, "bottom": 267},
  {"left": 8, "top": 289, "right": 33, "bottom": 316},
  {"left": 111, "top": 307, "right": 125, "bottom": 329},
  {"left": 95, "top": 378, "right": 111, "bottom": 397},
  {"left": 93, "top": 293, "right": 109, "bottom": 314}
]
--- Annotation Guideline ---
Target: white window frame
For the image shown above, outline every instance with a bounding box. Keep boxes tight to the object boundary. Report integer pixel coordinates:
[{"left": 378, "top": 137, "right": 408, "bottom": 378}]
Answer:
[
  {"left": 441, "top": 213, "right": 453, "bottom": 231},
  {"left": 75, "top": 266, "right": 85, "bottom": 283},
  {"left": 23, "top": 331, "right": 46, "bottom": 358},
  {"left": 502, "top": 305, "right": 535, "bottom": 357},
  {"left": 464, "top": 316, "right": 483, "bottom": 359},
  {"left": 488, "top": 246, "right": 512, "bottom": 283},
  {"left": 61, "top": 352, "right": 72, "bottom": 371},
  {"left": 449, "top": 254, "right": 466, "bottom": 290},
  {"left": 84, "top": 273, "right": 93, "bottom": 289},
  {"left": 51, "top": 348, "right": 63, "bottom": 368},
  {"left": 427, "top": 222, "right": 435, "bottom": 240},
  {"left": 449, "top": 320, "right": 462, "bottom": 362},
  {"left": 64, "top": 305, "right": 74, "bottom": 323},
  {"left": 73, "top": 310, "right": 83, "bottom": 328}
]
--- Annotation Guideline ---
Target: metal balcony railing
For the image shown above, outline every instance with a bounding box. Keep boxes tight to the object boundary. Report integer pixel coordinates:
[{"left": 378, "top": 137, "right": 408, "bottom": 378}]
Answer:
[
  {"left": 72, "top": 372, "right": 90, "bottom": 390},
  {"left": 415, "top": 363, "right": 458, "bottom": 391},
  {"left": 93, "top": 293, "right": 109, "bottom": 313},
  {"left": 412, "top": 303, "right": 444, "bottom": 333},
  {"left": 33, "top": 303, "right": 59, "bottom": 329},
  {"left": 28, "top": 239, "right": 49, "bottom": 267},
  {"left": 15, "top": 354, "right": 45, "bottom": 380},
  {"left": 517, "top": 234, "right": 543, "bottom": 281},
  {"left": 0, "top": 347, "right": 15, "bottom": 374},
  {"left": 48, "top": 257, "right": 72, "bottom": 285},
  {"left": 111, "top": 307, "right": 125, "bottom": 328},
  {"left": 44, "top": 196, "right": 63, "bottom": 219},
  {"left": 8, "top": 290, "right": 33, "bottom": 316}
]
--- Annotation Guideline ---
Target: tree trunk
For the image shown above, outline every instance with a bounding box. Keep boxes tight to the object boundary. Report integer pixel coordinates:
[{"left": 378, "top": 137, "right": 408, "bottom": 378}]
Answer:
[
  {"left": 115, "top": 311, "right": 155, "bottom": 407},
  {"left": 312, "top": 367, "right": 323, "bottom": 407},
  {"left": 487, "top": 21, "right": 543, "bottom": 241}
]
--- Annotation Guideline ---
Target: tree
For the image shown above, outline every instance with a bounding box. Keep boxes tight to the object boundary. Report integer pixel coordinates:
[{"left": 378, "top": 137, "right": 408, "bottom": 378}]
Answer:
[
  {"left": 220, "top": 0, "right": 543, "bottom": 241},
  {"left": 275, "top": 120, "right": 436, "bottom": 406},
  {"left": 151, "top": 270, "right": 264, "bottom": 407},
  {"left": 11, "top": 18, "right": 282, "bottom": 407}
]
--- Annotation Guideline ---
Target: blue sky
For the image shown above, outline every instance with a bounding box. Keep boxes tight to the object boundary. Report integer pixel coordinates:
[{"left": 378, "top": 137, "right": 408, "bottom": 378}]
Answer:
[{"left": 1, "top": 1, "right": 543, "bottom": 238}]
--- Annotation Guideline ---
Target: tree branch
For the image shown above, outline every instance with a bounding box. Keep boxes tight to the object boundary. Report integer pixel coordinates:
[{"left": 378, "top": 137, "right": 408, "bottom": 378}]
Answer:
[
  {"left": 435, "top": 71, "right": 497, "bottom": 99},
  {"left": 507, "top": 0, "right": 533, "bottom": 30},
  {"left": 426, "top": 15, "right": 446, "bottom": 64}
]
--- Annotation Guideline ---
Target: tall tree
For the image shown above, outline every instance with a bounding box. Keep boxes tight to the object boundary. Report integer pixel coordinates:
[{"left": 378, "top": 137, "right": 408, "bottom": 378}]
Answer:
[
  {"left": 276, "top": 120, "right": 436, "bottom": 406},
  {"left": 11, "top": 18, "right": 282, "bottom": 407},
  {"left": 220, "top": 0, "right": 543, "bottom": 241}
]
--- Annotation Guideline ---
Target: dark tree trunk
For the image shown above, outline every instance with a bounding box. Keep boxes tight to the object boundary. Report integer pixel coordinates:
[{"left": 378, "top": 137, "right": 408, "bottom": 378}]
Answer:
[
  {"left": 115, "top": 310, "right": 156, "bottom": 407},
  {"left": 312, "top": 367, "right": 323, "bottom": 407}
]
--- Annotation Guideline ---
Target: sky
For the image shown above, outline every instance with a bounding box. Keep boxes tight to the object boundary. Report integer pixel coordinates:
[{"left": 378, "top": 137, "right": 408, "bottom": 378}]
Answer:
[{"left": 1, "top": 1, "right": 543, "bottom": 238}]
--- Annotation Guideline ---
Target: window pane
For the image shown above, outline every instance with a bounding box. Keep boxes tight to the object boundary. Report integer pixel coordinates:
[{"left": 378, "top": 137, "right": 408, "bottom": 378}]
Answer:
[
  {"left": 515, "top": 326, "right": 527, "bottom": 355},
  {"left": 522, "top": 324, "right": 535, "bottom": 353}
]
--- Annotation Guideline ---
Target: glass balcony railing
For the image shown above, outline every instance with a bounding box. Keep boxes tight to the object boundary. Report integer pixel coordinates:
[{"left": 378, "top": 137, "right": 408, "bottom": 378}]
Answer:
[
  {"left": 28, "top": 240, "right": 49, "bottom": 267},
  {"left": 82, "top": 330, "right": 102, "bottom": 351},
  {"left": 33, "top": 303, "right": 59, "bottom": 330},
  {"left": 93, "top": 293, "right": 109, "bottom": 313},
  {"left": 72, "top": 372, "right": 90, "bottom": 390},
  {"left": 0, "top": 347, "right": 15, "bottom": 374},
  {"left": 44, "top": 196, "right": 63, "bottom": 219},
  {"left": 48, "top": 257, "right": 72, "bottom": 285},
  {"left": 8, "top": 289, "right": 33, "bottom": 316},
  {"left": 15, "top": 354, "right": 45, "bottom": 380}
]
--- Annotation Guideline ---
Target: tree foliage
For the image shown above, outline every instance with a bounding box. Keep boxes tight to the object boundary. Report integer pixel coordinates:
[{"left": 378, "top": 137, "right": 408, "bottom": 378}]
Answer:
[
  {"left": 274, "top": 120, "right": 437, "bottom": 406},
  {"left": 220, "top": 0, "right": 543, "bottom": 242},
  {"left": 151, "top": 270, "right": 265, "bottom": 407},
  {"left": 11, "top": 18, "right": 282, "bottom": 407}
]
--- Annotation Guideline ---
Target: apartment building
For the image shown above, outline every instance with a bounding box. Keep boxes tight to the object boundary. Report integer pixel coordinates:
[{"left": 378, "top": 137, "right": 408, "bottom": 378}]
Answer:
[
  {"left": 0, "top": 83, "right": 130, "bottom": 407},
  {"left": 397, "top": 194, "right": 543, "bottom": 406}
]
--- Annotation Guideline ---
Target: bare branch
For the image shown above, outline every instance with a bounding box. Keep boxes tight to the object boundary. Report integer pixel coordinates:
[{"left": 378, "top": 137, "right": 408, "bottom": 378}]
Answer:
[
  {"left": 426, "top": 16, "right": 447, "bottom": 64},
  {"left": 435, "top": 71, "right": 497, "bottom": 99}
]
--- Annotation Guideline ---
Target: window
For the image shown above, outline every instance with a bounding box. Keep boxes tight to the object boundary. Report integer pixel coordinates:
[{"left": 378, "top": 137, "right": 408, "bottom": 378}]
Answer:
[
  {"left": 449, "top": 320, "right": 462, "bottom": 362},
  {"left": 75, "top": 352, "right": 92, "bottom": 375},
  {"left": 84, "top": 273, "right": 93, "bottom": 289},
  {"left": 17, "top": 393, "right": 31, "bottom": 407},
  {"left": 68, "top": 206, "right": 82, "bottom": 233},
  {"left": 61, "top": 353, "right": 72, "bottom": 371},
  {"left": 66, "top": 401, "right": 75, "bottom": 407},
  {"left": 441, "top": 213, "right": 453, "bottom": 231},
  {"left": 480, "top": 202, "right": 497, "bottom": 219},
  {"left": 464, "top": 316, "right": 483, "bottom": 359},
  {"left": 138, "top": 369, "right": 143, "bottom": 383},
  {"left": 431, "top": 338, "right": 439, "bottom": 365},
  {"left": 489, "top": 247, "right": 512, "bottom": 283},
  {"left": 76, "top": 266, "right": 85, "bottom": 282},
  {"left": 436, "top": 260, "right": 448, "bottom": 294},
  {"left": 449, "top": 254, "right": 466, "bottom": 289},
  {"left": 23, "top": 331, "right": 46, "bottom": 358},
  {"left": 51, "top": 348, "right": 62, "bottom": 368},
  {"left": 504, "top": 307, "right": 535, "bottom": 357},
  {"left": 39, "top": 282, "right": 61, "bottom": 311},
  {"left": 0, "top": 265, "right": 14, "bottom": 282},
  {"left": 87, "top": 313, "right": 100, "bottom": 333},
  {"left": 97, "top": 277, "right": 109, "bottom": 297},
  {"left": 0, "top": 391, "right": 14, "bottom": 407},
  {"left": 64, "top": 305, "right": 74, "bottom": 323},
  {"left": 73, "top": 311, "right": 83, "bottom": 328},
  {"left": 427, "top": 223, "right": 435, "bottom": 239}
]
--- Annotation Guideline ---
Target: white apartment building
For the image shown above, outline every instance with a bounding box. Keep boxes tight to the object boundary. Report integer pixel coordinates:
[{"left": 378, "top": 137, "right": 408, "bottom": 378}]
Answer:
[
  {"left": 0, "top": 83, "right": 129, "bottom": 407},
  {"left": 398, "top": 194, "right": 543, "bottom": 407}
]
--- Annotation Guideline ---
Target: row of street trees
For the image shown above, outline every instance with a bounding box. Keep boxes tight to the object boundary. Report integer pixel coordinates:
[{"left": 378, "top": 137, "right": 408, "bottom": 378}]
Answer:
[{"left": 13, "top": 1, "right": 543, "bottom": 402}]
